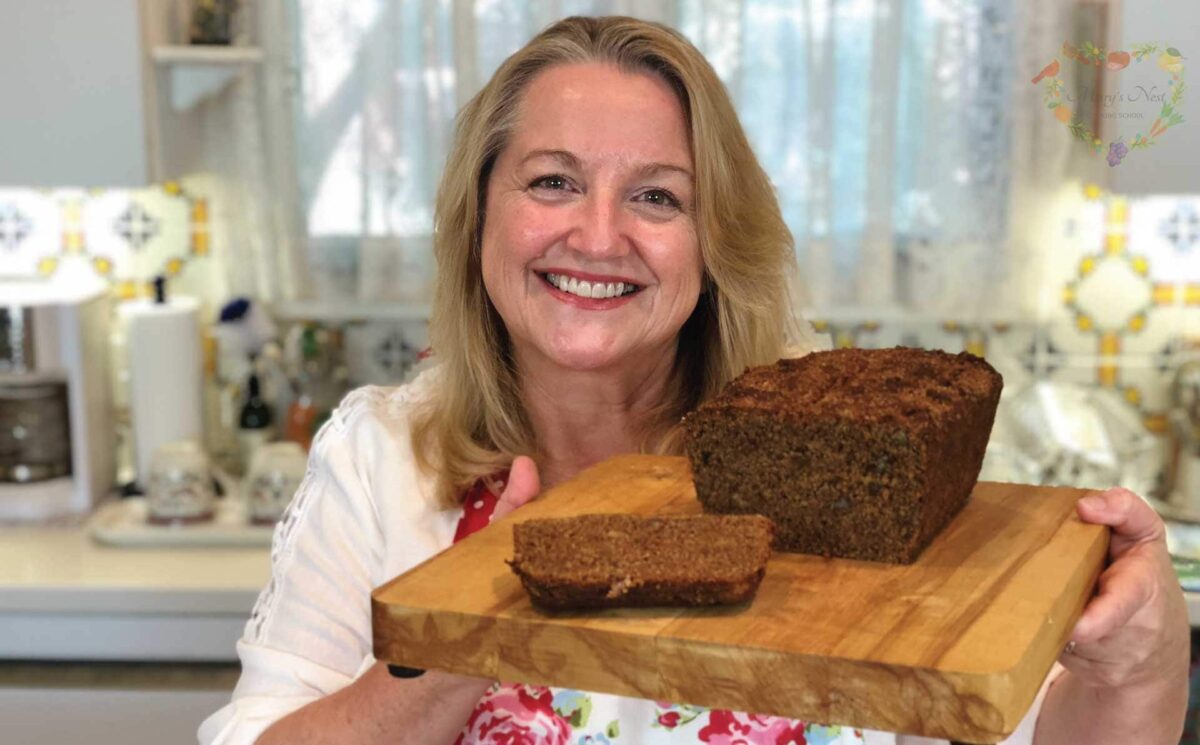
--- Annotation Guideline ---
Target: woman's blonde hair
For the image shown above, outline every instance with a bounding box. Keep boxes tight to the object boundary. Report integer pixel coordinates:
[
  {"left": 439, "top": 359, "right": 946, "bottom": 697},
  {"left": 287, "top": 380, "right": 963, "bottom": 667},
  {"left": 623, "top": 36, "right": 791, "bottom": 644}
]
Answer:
[{"left": 411, "top": 15, "right": 817, "bottom": 507}]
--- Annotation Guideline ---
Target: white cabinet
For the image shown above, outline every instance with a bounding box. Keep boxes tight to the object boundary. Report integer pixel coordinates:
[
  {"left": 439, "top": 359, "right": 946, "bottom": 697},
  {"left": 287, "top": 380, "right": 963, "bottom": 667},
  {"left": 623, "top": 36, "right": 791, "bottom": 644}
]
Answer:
[
  {"left": 3, "top": 684, "right": 234, "bottom": 745},
  {"left": 0, "top": 526, "right": 266, "bottom": 743}
]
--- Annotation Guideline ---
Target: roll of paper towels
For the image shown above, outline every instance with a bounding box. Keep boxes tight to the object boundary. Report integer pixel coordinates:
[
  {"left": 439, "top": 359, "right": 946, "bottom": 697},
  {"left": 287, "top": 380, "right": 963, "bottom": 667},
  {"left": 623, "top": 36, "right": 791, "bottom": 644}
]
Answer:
[{"left": 119, "top": 297, "right": 205, "bottom": 483}]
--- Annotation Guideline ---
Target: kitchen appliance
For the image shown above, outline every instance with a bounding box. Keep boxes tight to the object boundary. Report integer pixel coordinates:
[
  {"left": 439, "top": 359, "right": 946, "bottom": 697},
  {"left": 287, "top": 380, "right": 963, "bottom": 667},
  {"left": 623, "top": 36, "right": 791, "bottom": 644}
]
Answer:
[{"left": 0, "top": 279, "right": 114, "bottom": 520}]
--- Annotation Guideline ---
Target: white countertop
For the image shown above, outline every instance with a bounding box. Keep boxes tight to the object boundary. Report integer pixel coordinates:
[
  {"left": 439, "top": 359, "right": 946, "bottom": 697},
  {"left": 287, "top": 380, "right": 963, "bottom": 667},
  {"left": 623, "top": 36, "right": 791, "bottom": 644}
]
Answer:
[
  {"left": 0, "top": 525, "right": 271, "bottom": 661},
  {"left": 0, "top": 526, "right": 270, "bottom": 615}
]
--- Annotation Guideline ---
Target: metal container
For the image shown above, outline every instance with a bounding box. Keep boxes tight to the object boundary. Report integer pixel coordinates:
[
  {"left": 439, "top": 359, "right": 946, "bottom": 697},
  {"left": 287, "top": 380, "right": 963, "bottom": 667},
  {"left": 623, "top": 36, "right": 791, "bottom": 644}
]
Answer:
[
  {"left": 0, "top": 376, "right": 72, "bottom": 483},
  {"left": 0, "top": 305, "right": 36, "bottom": 373}
]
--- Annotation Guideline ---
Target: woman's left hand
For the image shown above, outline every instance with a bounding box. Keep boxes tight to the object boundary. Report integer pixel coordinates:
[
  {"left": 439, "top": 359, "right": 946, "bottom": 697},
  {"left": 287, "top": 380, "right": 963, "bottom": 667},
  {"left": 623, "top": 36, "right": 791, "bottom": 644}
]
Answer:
[{"left": 1061, "top": 487, "right": 1190, "bottom": 692}]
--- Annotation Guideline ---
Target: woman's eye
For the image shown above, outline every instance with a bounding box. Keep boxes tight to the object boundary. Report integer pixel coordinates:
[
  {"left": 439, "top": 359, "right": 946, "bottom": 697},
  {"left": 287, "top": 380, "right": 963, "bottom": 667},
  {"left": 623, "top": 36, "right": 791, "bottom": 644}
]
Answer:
[
  {"left": 530, "top": 175, "right": 569, "bottom": 191},
  {"left": 637, "top": 189, "right": 681, "bottom": 210}
]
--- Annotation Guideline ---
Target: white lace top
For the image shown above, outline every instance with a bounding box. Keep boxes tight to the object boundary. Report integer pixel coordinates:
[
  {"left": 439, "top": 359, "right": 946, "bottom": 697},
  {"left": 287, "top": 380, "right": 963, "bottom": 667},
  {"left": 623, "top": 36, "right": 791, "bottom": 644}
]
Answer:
[{"left": 198, "top": 367, "right": 1062, "bottom": 745}]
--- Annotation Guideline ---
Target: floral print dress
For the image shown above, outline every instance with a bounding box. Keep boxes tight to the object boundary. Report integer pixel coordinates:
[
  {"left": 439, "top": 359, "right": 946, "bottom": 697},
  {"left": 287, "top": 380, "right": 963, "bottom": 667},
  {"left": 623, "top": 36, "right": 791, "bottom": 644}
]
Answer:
[{"left": 452, "top": 477, "right": 866, "bottom": 745}]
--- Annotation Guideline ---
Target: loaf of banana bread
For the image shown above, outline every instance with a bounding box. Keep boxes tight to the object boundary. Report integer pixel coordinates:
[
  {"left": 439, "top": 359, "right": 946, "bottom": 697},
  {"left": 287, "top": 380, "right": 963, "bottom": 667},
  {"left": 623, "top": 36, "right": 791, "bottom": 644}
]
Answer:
[
  {"left": 509, "top": 513, "right": 774, "bottom": 610},
  {"left": 683, "top": 347, "right": 1002, "bottom": 564}
]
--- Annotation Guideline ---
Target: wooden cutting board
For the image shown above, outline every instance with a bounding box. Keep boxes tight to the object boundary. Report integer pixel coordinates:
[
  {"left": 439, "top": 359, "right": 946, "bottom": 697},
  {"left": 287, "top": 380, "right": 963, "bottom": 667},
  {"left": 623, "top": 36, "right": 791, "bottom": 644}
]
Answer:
[{"left": 372, "top": 455, "right": 1109, "bottom": 743}]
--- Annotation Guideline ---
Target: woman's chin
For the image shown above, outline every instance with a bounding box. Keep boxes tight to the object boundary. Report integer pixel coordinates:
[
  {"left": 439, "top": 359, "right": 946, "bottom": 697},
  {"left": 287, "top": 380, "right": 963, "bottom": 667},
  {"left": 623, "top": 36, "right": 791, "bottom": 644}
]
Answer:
[
  {"left": 546, "top": 350, "right": 622, "bottom": 372},
  {"left": 516, "top": 324, "right": 672, "bottom": 374},
  {"left": 539, "top": 341, "right": 630, "bottom": 373}
]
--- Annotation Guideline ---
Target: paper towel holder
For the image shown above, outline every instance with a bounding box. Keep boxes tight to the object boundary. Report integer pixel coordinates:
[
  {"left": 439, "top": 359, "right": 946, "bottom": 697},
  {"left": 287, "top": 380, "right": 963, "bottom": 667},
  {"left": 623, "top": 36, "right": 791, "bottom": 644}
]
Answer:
[{"left": 119, "top": 283, "right": 205, "bottom": 492}]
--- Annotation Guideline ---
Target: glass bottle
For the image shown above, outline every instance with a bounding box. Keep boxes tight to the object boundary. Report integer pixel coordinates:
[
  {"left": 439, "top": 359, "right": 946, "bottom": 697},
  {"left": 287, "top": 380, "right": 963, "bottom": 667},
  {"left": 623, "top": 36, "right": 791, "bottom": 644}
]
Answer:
[{"left": 237, "top": 372, "right": 273, "bottom": 468}]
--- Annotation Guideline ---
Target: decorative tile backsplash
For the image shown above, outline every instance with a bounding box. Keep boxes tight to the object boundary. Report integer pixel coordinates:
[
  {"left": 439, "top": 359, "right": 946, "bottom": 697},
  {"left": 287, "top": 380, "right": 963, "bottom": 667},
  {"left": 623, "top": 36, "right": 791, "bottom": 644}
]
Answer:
[
  {"left": 1051, "top": 196, "right": 1200, "bottom": 357},
  {"left": 0, "top": 183, "right": 219, "bottom": 307},
  {"left": 2, "top": 183, "right": 1198, "bottom": 496},
  {"left": 808, "top": 189, "right": 1200, "bottom": 497}
]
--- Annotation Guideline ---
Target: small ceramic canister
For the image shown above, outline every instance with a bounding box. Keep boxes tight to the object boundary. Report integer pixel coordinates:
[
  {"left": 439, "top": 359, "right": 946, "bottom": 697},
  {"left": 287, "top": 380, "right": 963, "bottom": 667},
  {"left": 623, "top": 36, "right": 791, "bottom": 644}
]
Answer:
[
  {"left": 245, "top": 441, "right": 308, "bottom": 525},
  {"left": 146, "top": 440, "right": 215, "bottom": 525}
]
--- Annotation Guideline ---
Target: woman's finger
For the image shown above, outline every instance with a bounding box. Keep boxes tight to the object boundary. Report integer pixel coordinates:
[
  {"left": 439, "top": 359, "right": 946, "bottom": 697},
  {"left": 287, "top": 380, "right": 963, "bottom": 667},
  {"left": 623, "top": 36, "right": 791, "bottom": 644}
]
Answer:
[
  {"left": 1076, "top": 487, "right": 1164, "bottom": 557},
  {"left": 492, "top": 455, "right": 540, "bottom": 521},
  {"left": 1070, "top": 554, "right": 1156, "bottom": 644}
]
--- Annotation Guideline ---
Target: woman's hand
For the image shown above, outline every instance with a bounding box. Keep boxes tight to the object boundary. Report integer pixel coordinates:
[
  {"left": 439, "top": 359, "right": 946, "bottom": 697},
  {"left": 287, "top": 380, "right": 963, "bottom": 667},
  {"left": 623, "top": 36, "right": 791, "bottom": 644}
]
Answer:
[
  {"left": 1035, "top": 486, "right": 1190, "bottom": 744},
  {"left": 492, "top": 455, "right": 541, "bottom": 521},
  {"left": 1065, "top": 487, "right": 1189, "bottom": 688}
]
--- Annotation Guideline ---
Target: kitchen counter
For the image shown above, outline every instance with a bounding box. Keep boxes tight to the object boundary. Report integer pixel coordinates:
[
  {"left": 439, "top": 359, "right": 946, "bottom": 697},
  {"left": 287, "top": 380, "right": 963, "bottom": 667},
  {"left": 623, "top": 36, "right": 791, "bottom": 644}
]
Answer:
[
  {"left": 2, "top": 520, "right": 1198, "bottom": 663},
  {"left": 0, "top": 524, "right": 270, "bottom": 661}
]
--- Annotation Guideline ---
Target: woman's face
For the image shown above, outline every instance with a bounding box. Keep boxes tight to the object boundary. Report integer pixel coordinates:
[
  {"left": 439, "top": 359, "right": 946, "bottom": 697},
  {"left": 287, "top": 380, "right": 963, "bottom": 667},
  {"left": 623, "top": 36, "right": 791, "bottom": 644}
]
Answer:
[{"left": 480, "top": 62, "right": 702, "bottom": 375}]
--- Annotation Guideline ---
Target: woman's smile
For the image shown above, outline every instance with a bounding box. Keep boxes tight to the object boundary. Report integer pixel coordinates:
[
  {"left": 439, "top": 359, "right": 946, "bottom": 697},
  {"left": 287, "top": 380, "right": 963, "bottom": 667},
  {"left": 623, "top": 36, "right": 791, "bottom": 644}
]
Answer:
[{"left": 535, "top": 269, "right": 644, "bottom": 309}]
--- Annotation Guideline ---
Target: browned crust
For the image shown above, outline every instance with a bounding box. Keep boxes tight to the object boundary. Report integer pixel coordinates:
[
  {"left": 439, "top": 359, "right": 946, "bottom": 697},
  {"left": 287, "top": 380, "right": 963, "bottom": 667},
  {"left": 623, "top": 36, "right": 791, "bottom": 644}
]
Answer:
[
  {"left": 683, "top": 347, "right": 1003, "bottom": 564},
  {"left": 509, "top": 568, "right": 768, "bottom": 610}
]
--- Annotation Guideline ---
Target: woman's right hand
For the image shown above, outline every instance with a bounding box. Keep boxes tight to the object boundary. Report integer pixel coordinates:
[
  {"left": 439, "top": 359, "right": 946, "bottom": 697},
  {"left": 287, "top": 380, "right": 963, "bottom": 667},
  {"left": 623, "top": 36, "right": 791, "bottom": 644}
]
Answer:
[
  {"left": 492, "top": 455, "right": 540, "bottom": 521},
  {"left": 256, "top": 456, "right": 542, "bottom": 745}
]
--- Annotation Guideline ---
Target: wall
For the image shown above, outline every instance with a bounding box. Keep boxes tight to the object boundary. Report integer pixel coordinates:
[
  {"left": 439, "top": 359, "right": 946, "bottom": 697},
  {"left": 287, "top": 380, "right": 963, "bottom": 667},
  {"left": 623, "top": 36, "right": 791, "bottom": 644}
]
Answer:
[
  {"left": 0, "top": 1, "right": 147, "bottom": 187},
  {"left": 1111, "top": 0, "right": 1200, "bottom": 194},
  {"left": 811, "top": 188, "right": 1200, "bottom": 501}
]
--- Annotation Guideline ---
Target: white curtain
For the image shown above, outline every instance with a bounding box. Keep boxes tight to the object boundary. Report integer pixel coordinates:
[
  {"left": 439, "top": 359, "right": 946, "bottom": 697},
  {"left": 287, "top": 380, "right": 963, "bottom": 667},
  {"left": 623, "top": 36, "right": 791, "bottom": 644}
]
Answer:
[{"left": 266, "top": 0, "right": 1082, "bottom": 318}]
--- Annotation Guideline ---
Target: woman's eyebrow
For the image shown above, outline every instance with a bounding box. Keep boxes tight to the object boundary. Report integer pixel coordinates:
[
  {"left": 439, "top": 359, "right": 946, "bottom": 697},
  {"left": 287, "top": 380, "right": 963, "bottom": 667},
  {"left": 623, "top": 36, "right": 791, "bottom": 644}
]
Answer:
[
  {"left": 520, "top": 149, "right": 692, "bottom": 182},
  {"left": 520, "top": 149, "right": 581, "bottom": 169},
  {"left": 634, "top": 161, "right": 693, "bottom": 182}
]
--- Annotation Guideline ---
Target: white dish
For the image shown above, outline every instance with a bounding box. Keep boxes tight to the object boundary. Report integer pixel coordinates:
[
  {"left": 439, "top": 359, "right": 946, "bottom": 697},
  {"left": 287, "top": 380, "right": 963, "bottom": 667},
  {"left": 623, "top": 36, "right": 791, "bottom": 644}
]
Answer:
[{"left": 88, "top": 497, "right": 275, "bottom": 548}]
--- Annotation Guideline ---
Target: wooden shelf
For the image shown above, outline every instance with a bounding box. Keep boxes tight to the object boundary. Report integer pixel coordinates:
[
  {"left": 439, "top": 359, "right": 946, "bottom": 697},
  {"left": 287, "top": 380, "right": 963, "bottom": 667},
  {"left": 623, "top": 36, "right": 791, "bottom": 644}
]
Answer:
[
  {"left": 151, "top": 45, "right": 263, "bottom": 111},
  {"left": 151, "top": 45, "right": 264, "bottom": 66}
]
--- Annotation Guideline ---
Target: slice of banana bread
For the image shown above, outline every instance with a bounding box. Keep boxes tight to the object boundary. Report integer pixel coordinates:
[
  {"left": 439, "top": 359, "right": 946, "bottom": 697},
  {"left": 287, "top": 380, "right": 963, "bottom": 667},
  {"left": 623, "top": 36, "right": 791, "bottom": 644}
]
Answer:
[
  {"left": 683, "top": 347, "right": 1002, "bottom": 564},
  {"left": 509, "top": 513, "right": 774, "bottom": 610}
]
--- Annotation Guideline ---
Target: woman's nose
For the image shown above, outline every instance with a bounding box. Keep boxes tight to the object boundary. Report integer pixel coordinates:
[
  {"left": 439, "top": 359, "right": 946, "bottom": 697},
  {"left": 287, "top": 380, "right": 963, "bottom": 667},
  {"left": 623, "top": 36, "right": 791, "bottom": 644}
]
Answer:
[{"left": 566, "top": 192, "right": 628, "bottom": 259}]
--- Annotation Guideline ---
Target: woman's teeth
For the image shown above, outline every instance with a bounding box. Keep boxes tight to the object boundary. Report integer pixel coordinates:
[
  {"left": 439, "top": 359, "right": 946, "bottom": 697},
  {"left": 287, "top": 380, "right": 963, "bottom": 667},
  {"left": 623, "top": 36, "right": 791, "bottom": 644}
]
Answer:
[{"left": 544, "top": 273, "right": 639, "bottom": 299}]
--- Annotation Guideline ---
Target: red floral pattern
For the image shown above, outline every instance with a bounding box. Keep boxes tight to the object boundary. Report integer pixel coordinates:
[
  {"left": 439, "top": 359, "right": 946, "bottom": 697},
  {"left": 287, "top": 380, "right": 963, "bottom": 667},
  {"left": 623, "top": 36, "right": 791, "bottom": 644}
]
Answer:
[
  {"left": 697, "top": 710, "right": 809, "bottom": 745},
  {"left": 455, "top": 684, "right": 572, "bottom": 745}
]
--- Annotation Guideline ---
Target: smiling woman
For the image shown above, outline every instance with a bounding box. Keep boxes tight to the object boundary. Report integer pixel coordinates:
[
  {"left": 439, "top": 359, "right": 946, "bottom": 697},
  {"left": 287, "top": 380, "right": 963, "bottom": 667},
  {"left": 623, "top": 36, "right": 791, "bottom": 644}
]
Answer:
[
  {"left": 199, "top": 15, "right": 1188, "bottom": 745},
  {"left": 410, "top": 16, "right": 814, "bottom": 508}
]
